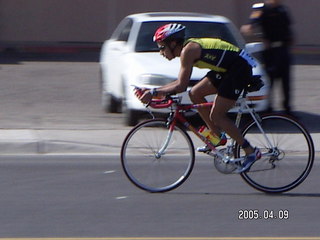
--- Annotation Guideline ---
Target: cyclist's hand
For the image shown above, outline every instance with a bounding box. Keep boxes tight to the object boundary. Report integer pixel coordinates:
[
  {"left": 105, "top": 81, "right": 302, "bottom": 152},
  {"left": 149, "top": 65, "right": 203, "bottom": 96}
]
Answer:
[{"left": 134, "top": 87, "right": 152, "bottom": 104}]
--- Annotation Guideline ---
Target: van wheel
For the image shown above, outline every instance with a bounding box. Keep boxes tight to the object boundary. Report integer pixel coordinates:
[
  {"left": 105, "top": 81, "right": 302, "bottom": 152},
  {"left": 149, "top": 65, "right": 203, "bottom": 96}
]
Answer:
[
  {"left": 124, "top": 109, "right": 140, "bottom": 126},
  {"left": 102, "top": 92, "right": 121, "bottom": 113}
]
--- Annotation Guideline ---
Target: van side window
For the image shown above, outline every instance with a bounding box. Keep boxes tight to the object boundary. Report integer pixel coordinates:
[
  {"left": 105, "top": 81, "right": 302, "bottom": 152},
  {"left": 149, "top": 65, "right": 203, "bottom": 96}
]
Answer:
[{"left": 112, "top": 18, "right": 133, "bottom": 42}]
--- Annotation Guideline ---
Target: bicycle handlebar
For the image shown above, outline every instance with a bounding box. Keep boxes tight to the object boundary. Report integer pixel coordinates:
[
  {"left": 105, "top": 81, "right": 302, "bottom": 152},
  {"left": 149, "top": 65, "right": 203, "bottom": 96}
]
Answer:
[{"left": 133, "top": 86, "right": 175, "bottom": 109}]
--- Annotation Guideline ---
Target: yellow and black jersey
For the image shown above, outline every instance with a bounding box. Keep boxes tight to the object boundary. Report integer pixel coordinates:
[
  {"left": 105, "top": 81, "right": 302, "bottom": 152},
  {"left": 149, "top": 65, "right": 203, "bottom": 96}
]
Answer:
[{"left": 184, "top": 38, "right": 241, "bottom": 72}]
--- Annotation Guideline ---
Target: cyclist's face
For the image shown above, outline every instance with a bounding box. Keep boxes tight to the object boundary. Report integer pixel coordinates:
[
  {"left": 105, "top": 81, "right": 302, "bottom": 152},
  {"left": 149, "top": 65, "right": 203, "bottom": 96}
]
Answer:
[{"left": 157, "top": 42, "right": 175, "bottom": 60}]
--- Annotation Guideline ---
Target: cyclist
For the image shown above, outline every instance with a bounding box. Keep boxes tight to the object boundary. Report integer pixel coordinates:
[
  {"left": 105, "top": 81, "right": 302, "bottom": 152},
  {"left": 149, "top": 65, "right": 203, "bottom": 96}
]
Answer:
[{"left": 135, "top": 23, "right": 261, "bottom": 172}]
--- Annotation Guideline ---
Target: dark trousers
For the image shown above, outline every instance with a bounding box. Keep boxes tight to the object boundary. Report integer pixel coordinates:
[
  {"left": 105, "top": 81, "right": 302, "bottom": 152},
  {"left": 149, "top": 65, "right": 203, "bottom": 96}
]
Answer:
[{"left": 263, "top": 46, "right": 292, "bottom": 111}]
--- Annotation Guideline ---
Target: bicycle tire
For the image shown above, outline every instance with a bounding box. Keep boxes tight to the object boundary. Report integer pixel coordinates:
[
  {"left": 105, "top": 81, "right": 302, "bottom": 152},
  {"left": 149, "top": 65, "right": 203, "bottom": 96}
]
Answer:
[
  {"left": 121, "top": 118, "right": 195, "bottom": 193},
  {"left": 235, "top": 114, "right": 314, "bottom": 193}
]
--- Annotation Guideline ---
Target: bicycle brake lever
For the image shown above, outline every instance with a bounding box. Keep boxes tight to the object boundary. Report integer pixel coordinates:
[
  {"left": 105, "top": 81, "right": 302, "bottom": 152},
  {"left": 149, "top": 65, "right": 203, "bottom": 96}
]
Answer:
[
  {"left": 131, "top": 84, "right": 140, "bottom": 89},
  {"left": 145, "top": 101, "right": 151, "bottom": 108},
  {"left": 131, "top": 85, "right": 144, "bottom": 98}
]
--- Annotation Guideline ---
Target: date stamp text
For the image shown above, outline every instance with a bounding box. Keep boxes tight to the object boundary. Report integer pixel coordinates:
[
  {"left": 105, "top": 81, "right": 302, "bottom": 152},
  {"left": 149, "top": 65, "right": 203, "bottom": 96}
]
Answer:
[{"left": 238, "top": 209, "right": 289, "bottom": 220}]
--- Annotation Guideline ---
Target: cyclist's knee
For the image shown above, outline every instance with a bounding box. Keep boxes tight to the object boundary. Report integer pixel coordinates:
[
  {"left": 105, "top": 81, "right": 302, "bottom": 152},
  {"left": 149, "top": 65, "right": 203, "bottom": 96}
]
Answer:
[
  {"left": 189, "top": 89, "right": 198, "bottom": 103},
  {"left": 189, "top": 89, "right": 203, "bottom": 103}
]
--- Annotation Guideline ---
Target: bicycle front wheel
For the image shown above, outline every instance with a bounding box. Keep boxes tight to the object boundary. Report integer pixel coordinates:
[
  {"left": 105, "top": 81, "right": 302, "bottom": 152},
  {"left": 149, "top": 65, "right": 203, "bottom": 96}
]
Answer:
[
  {"left": 121, "top": 119, "right": 195, "bottom": 193},
  {"left": 236, "top": 114, "right": 314, "bottom": 193}
]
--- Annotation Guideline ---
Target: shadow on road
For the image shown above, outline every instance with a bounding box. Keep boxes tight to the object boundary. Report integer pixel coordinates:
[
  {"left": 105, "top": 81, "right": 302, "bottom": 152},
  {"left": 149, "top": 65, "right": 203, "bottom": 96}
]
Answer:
[
  {"left": 294, "top": 111, "right": 320, "bottom": 133},
  {"left": 169, "top": 191, "right": 320, "bottom": 198},
  {"left": 294, "top": 53, "right": 320, "bottom": 65}
]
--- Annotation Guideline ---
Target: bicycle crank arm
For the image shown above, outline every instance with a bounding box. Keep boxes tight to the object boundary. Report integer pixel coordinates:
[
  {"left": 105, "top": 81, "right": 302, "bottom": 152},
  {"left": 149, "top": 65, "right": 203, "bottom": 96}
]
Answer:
[{"left": 228, "top": 157, "right": 244, "bottom": 164}]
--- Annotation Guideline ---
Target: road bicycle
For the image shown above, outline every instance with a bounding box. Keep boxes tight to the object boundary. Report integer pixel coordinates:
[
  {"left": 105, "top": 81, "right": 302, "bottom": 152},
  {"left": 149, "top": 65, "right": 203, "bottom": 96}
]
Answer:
[{"left": 120, "top": 77, "right": 315, "bottom": 193}]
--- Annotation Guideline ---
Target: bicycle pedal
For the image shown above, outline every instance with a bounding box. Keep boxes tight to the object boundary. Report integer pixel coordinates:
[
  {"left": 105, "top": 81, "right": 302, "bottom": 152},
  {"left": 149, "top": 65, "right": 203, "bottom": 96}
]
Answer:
[{"left": 197, "top": 145, "right": 212, "bottom": 153}]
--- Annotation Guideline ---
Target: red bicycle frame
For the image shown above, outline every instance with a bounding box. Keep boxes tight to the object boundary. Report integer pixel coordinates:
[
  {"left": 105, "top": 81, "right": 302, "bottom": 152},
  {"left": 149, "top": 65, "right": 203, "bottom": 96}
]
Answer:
[{"left": 150, "top": 99, "right": 218, "bottom": 151}]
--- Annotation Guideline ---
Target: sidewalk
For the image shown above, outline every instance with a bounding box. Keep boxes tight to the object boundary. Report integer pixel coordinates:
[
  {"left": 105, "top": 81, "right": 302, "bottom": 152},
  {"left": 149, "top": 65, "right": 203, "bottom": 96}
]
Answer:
[
  {"left": 0, "top": 129, "right": 128, "bottom": 155},
  {"left": 0, "top": 128, "right": 319, "bottom": 156}
]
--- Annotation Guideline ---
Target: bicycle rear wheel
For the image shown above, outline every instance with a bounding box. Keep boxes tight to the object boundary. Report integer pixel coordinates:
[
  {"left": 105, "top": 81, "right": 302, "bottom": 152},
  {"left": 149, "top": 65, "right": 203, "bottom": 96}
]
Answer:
[
  {"left": 121, "top": 119, "right": 195, "bottom": 193},
  {"left": 236, "top": 114, "right": 314, "bottom": 193}
]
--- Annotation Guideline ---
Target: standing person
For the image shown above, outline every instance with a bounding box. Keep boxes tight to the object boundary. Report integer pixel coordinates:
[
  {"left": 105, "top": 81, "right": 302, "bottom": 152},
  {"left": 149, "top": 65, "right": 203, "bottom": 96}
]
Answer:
[
  {"left": 135, "top": 23, "right": 261, "bottom": 173},
  {"left": 241, "top": 0, "right": 294, "bottom": 113}
]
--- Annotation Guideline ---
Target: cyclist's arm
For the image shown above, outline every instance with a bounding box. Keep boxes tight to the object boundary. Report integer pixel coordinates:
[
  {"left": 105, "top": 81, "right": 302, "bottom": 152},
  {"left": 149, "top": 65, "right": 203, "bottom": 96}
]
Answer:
[{"left": 155, "top": 42, "right": 200, "bottom": 96}]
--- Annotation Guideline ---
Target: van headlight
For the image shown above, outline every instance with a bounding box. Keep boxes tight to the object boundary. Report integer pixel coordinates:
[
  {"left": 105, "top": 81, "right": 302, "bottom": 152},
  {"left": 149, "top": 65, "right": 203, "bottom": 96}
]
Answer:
[{"left": 139, "top": 74, "right": 174, "bottom": 86}]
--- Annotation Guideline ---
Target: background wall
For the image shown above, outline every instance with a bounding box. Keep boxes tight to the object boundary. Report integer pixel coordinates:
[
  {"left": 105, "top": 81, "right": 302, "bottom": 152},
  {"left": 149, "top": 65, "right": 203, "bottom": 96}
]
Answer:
[{"left": 0, "top": 0, "right": 318, "bottom": 47}]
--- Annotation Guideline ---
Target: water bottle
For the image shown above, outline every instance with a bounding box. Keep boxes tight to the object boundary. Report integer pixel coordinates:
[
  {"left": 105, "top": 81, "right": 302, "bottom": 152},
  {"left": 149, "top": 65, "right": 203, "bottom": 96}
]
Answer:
[{"left": 198, "top": 126, "right": 221, "bottom": 146}]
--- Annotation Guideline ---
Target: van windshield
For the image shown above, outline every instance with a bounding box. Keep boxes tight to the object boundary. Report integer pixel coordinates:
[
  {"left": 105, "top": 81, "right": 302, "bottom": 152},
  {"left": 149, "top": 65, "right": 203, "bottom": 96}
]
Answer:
[{"left": 135, "top": 21, "right": 244, "bottom": 52}]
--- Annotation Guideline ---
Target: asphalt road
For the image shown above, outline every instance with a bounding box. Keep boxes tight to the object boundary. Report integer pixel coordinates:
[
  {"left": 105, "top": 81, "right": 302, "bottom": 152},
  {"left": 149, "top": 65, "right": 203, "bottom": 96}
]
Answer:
[
  {"left": 0, "top": 155, "right": 320, "bottom": 238},
  {"left": 0, "top": 52, "right": 320, "bottom": 239}
]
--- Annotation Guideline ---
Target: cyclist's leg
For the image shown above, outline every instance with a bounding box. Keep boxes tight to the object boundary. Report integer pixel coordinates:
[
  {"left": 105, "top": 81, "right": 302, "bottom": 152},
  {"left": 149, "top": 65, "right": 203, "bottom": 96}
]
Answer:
[
  {"left": 211, "top": 96, "right": 253, "bottom": 155},
  {"left": 188, "top": 75, "right": 221, "bottom": 136},
  {"left": 211, "top": 58, "right": 255, "bottom": 156}
]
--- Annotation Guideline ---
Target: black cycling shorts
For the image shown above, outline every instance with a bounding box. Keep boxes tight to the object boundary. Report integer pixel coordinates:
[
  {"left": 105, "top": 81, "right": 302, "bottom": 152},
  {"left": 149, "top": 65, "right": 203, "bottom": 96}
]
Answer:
[{"left": 206, "top": 57, "right": 252, "bottom": 100}]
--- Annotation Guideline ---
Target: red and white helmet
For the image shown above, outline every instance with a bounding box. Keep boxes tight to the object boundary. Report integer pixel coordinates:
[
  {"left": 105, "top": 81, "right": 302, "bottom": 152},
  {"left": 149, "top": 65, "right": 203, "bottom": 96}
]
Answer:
[{"left": 153, "top": 23, "right": 186, "bottom": 42}]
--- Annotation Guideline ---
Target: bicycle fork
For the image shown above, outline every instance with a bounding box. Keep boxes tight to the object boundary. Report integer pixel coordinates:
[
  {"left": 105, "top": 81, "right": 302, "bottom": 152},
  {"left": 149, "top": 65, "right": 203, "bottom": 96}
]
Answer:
[
  {"left": 154, "top": 114, "right": 177, "bottom": 158},
  {"left": 155, "top": 129, "right": 173, "bottom": 158}
]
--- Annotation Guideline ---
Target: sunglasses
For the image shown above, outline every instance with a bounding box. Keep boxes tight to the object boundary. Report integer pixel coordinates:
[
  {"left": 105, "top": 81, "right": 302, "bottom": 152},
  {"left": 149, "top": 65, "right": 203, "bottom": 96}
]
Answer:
[{"left": 158, "top": 45, "right": 166, "bottom": 51}]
